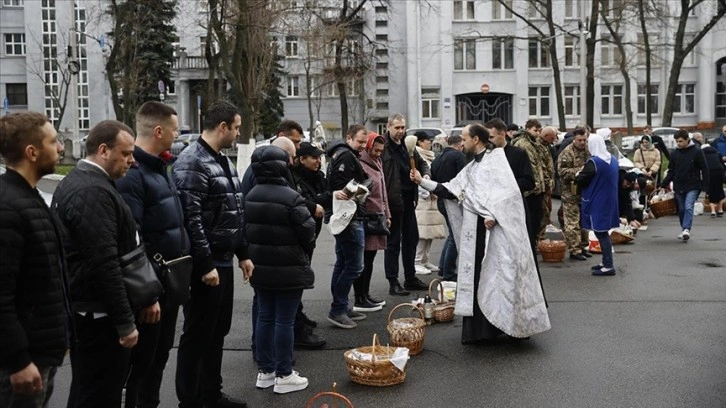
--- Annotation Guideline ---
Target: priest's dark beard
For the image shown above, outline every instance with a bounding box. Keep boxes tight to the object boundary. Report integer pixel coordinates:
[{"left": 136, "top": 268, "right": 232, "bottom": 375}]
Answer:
[{"left": 464, "top": 150, "right": 477, "bottom": 162}]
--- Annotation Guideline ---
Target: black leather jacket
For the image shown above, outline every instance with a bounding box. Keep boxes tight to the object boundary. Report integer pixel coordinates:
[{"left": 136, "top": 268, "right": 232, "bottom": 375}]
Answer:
[{"left": 173, "top": 138, "right": 247, "bottom": 276}]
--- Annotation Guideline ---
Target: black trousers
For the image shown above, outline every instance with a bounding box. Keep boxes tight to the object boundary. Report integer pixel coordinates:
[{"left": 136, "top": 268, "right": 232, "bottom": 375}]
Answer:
[
  {"left": 124, "top": 296, "right": 180, "bottom": 408},
  {"left": 353, "top": 250, "right": 377, "bottom": 297},
  {"left": 384, "top": 196, "right": 419, "bottom": 282},
  {"left": 67, "top": 314, "right": 132, "bottom": 408},
  {"left": 175, "top": 266, "right": 234, "bottom": 408}
]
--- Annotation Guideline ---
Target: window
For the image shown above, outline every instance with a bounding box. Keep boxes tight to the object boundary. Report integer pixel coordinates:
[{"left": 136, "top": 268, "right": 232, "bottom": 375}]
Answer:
[
  {"left": 167, "top": 81, "right": 176, "bottom": 95},
  {"left": 565, "top": 0, "right": 579, "bottom": 18},
  {"left": 529, "top": 38, "right": 550, "bottom": 68},
  {"left": 421, "top": 88, "right": 440, "bottom": 119},
  {"left": 453, "top": 1, "right": 474, "bottom": 20},
  {"left": 375, "top": 5, "right": 387, "bottom": 13},
  {"left": 3, "top": 0, "right": 24, "bottom": 5},
  {"left": 527, "top": 2, "right": 542, "bottom": 18},
  {"left": 6, "top": 83, "right": 27, "bottom": 105},
  {"left": 308, "top": 77, "right": 319, "bottom": 97},
  {"left": 376, "top": 123, "right": 387, "bottom": 134},
  {"left": 376, "top": 61, "right": 388, "bottom": 70},
  {"left": 375, "top": 48, "right": 388, "bottom": 56},
  {"left": 375, "top": 20, "right": 387, "bottom": 27},
  {"left": 600, "top": 35, "right": 620, "bottom": 67},
  {"left": 328, "top": 82, "right": 338, "bottom": 97},
  {"left": 4, "top": 33, "right": 25, "bottom": 55},
  {"left": 376, "top": 89, "right": 388, "bottom": 97},
  {"left": 492, "top": 0, "right": 513, "bottom": 20},
  {"left": 636, "top": 34, "right": 659, "bottom": 66},
  {"left": 287, "top": 76, "right": 299, "bottom": 97},
  {"left": 601, "top": 85, "right": 623, "bottom": 115},
  {"left": 454, "top": 38, "right": 476, "bottom": 70},
  {"left": 376, "top": 101, "right": 389, "bottom": 110},
  {"left": 637, "top": 84, "right": 658, "bottom": 115},
  {"left": 565, "top": 36, "right": 578, "bottom": 67},
  {"left": 564, "top": 86, "right": 580, "bottom": 116},
  {"left": 376, "top": 76, "right": 388, "bottom": 83},
  {"left": 375, "top": 34, "right": 387, "bottom": 41},
  {"left": 683, "top": 34, "right": 696, "bottom": 66},
  {"left": 673, "top": 84, "right": 695, "bottom": 114},
  {"left": 492, "top": 38, "right": 513, "bottom": 69},
  {"left": 348, "top": 79, "right": 360, "bottom": 97},
  {"left": 285, "top": 36, "right": 298, "bottom": 57},
  {"left": 529, "top": 87, "right": 550, "bottom": 117}
]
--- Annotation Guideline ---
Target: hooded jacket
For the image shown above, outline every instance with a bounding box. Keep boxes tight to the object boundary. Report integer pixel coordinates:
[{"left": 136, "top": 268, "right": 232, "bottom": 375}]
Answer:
[
  {"left": 246, "top": 146, "right": 316, "bottom": 290},
  {"left": 660, "top": 141, "right": 709, "bottom": 193}
]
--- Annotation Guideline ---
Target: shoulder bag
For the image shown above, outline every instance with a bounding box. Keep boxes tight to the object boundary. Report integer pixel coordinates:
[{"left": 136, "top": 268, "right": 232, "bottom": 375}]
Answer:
[
  {"left": 120, "top": 244, "right": 164, "bottom": 310},
  {"left": 153, "top": 253, "right": 193, "bottom": 306},
  {"left": 364, "top": 212, "right": 390, "bottom": 236}
]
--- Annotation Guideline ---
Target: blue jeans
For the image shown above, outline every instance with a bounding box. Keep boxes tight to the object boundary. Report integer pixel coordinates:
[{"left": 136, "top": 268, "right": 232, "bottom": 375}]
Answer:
[
  {"left": 255, "top": 288, "right": 303, "bottom": 377},
  {"left": 437, "top": 203, "right": 458, "bottom": 280},
  {"left": 674, "top": 189, "right": 700, "bottom": 230},
  {"left": 594, "top": 230, "right": 614, "bottom": 269},
  {"left": 330, "top": 220, "right": 364, "bottom": 316}
]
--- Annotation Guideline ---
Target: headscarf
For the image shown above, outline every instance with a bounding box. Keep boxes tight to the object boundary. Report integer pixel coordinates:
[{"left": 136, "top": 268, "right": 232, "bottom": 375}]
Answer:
[
  {"left": 596, "top": 127, "right": 612, "bottom": 141},
  {"left": 365, "top": 131, "right": 384, "bottom": 151},
  {"left": 640, "top": 135, "right": 654, "bottom": 151},
  {"left": 588, "top": 132, "right": 612, "bottom": 164}
]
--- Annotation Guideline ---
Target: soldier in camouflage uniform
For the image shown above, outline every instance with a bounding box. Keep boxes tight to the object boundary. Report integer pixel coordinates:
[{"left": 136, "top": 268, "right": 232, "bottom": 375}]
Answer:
[
  {"left": 557, "top": 128, "right": 591, "bottom": 260},
  {"left": 512, "top": 119, "right": 546, "bottom": 248},
  {"left": 537, "top": 127, "right": 557, "bottom": 240}
]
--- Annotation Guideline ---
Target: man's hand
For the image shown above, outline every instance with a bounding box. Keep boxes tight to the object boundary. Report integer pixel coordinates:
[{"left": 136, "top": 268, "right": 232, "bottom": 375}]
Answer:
[
  {"left": 386, "top": 218, "right": 391, "bottom": 229},
  {"left": 484, "top": 218, "right": 497, "bottom": 230},
  {"left": 202, "top": 269, "right": 220, "bottom": 286},
  {"left": 10, "top": 363, "right": 42, "bottom": 395},
  {"left": 119, "top": 329, "right": 139, "bottom": 348},
  {"left": 334, "top": 190, "right": 350, "bottom": 200},
  {"left": 139, "top": 301, "right": 161, "bottom": 324},
  {"left": 410, "top": 169, "right": 422, "bottom": 184},
  {"left": 314, "top": 204, "right": 324, "bottom": 219},
  {"left": 240, "top": 259, "right": 254, "bottom": 283}
]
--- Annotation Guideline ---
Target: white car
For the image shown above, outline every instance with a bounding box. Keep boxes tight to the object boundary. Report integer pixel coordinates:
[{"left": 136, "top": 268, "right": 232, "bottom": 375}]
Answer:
[
  {"left": 406, "top": 127, "right": 448, "bottom": 155},
  {"left": 622, "top": 127, "right": 689, "bottom": 152}
]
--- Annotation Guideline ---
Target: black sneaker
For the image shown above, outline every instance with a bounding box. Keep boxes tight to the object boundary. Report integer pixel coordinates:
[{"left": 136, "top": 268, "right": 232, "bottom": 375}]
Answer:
[
  {"left": 366, "top": 294, "right": 386, "bottom": 307},
  {"left": 353, "top": 299, "right": 383, "bottom": 312},
  {"left": 293, "top": 327, "right": 326, "bottom": 350},
  {"left": 389, "top": 281, "right": 410, "bottom": 296},
  {"left": 298, "top": 311, "right": 317, "bottom": 328},
  {"left": 404, "top": 277, "right": 428, "bottom": 291},
  {"left": 204, "top": 393, "right": 247, "bottom": 408}
]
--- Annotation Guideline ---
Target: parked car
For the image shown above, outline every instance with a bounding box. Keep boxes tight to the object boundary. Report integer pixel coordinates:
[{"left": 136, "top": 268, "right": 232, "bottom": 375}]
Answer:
[
  {"left": 448, "top": 126, "right": 464, "bottom": 138},
  {"left": 171, "top": 133, "right": 201, "bottom": 155},
  {"left": 621, "top": 127, "right": 688, "bottom": 153},
  {"left": 406, "top": 127, "right": 448, "bottom": 155}
]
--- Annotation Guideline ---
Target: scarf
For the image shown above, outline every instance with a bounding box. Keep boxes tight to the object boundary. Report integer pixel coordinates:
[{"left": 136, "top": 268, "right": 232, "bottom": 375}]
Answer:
[{"left": 589, "top": 133, "right": 612, "bottom": 164}]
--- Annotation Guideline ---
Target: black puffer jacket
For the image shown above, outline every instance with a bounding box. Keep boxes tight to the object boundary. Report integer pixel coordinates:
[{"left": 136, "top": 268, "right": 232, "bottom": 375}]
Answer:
[
  {"left": 52, "top": 161, "right": 137, "bottom": 337},
  {"left": 381, "top": 132, "right": 430, "bottom": 212},
  {"left": 173, "top": 138, "right": 247, "bottom": 276},
  {"left": 0, "top": 169, "right": 71, "bottom": 373},
  {"left": 702, "top": 146, "right": 726, "bottom": 171},
  {"left": 660, "top": 142, "right": 709, "bottom": 193},
  {"left": 117, "top": 146, "right": 190, "bottom": 262},
  {"left": 246, "top": 146, "right": 316, "bottom": 290}
]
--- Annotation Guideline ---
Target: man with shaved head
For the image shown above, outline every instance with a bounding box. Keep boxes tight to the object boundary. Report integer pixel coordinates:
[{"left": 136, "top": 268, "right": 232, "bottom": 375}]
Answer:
[{"left": 537, "top": 126, "right": 557, "bottom": 240}]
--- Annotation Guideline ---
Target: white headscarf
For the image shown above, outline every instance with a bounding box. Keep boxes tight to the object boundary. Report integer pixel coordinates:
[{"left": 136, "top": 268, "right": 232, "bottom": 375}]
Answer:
[
  {"left": 596, "top": 127, "right": 612, "bottom": 141},
  {"left": 588, "top": 132, "right": 612, "bottom": 164}
]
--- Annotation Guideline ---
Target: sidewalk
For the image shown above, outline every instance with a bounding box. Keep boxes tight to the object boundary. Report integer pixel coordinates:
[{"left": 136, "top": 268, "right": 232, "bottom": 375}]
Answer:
[{"left": 49, "top": 206, "right": 726, "bottom": 407}]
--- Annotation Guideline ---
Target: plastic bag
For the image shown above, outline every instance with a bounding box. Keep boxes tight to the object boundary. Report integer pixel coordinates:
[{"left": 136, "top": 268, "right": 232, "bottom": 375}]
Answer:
[{"left": 694, "top": 202, "right": 704, "bottom": 216}]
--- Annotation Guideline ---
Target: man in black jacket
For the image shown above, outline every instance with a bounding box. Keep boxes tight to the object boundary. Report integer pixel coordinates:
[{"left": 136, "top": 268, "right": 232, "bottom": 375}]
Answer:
[
  {"left": 116, "top": 101, "right": 190, "bottom": 408},
  {"left": 53, "top": 120, "right": 141, "bottom": 408},
  {"left": 0, "top": 112, "right": 70, "bottom": 407},
  {"left": 173, "top": 101, "right": 253, "bottom": 408},
  {"left": 430, "top": 135, "right": 466, "bottom": 281},
  {"left": 659, "top": 130, "right": 709, "bottom": 241},
  {"left": 382, "top": 113, "right": 431, "bottom": 295},
  {"left": 325, "top": 125, "right": 370, "bottom": 328}
]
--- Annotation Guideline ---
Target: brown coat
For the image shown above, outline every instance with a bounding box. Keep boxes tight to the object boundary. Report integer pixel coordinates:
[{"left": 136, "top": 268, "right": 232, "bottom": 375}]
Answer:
[
  {"left": 360, "top": 151, "right": 390, "bottom": 251},
  {"left": 634, "top": 147, "right": 661, "bottom": 175}
]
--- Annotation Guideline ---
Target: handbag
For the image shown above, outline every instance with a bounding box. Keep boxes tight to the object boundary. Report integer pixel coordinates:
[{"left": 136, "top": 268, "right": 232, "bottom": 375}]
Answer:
[
  {"left": 153, "top": 253, "right": 193, "bottom": 305},
  {"left": 120, "top": 244, "right": 164, "bottom": 310},
  {"left": 364, "top": 212, "right": 390, "bottom": 236}
]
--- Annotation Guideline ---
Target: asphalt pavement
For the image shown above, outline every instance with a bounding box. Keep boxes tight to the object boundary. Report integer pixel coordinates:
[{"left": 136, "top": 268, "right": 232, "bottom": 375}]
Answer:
[{"left": 46, "top": 198, "right": 726, "bottom": 408}]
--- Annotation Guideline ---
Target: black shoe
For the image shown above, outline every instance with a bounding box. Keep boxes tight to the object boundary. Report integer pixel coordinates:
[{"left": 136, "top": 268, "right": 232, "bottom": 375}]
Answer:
[
  {"left": 592, "top": 267, "right": 616, "bottom": 276},
  {"left": 353, "top": 297, "right": 383, "bottom": 312},
  {"left": 389, "top": 281, "right": 410, "bottom": 296},
  {"left": 591, "top": 263, "right": 604, "bottom": 270},
  {"left": 366, "top": 294, "right": 386, "bottom": 306},
  {"left": 204, "top": 393, "right": 247, "bottom": 408},
  {"left": 581, "top": 250, "right": 593, "bottom": 258},
  {"left": 569, "top": 253, "right": 587, "bottom": 261},
  {"left": 298, "top": 311, "right": 317, "bottom": 328},
  {"left": 294, "top": 327, "right": 326, "bottom": 350},
  {"left": 404, "top": 277, "right": 428, "bottom": 291}
]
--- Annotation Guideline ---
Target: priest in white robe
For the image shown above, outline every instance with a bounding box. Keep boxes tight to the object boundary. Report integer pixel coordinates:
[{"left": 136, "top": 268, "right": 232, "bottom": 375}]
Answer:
[{"left": 411, "top": 124, "right": 550, "bottom": 342}]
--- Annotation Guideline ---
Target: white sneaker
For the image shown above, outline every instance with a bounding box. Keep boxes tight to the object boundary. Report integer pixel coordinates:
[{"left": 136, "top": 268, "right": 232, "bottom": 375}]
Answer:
[
  {"left": 424, "top": 262, "right": 440, "bottom": 273},
  {"left": 677, "top": 231, "right": 684, "bottom": 240},
  {"left": 256, "top": 371, "right": 275, "bottom": 389},
  {"left": 682, "top": 229, "right": 690, "bottom": 241},
  {"left": 274, "top": 371, "right": 309, "bottom": 394},
  {"left": 415, "top": 264, "right": 432, "bottom": 275}
]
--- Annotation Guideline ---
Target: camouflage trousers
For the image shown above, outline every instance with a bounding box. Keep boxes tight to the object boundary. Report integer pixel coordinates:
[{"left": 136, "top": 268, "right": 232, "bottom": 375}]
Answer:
[
  {"left": 561, "top": 194, "right": 589, "bottom": 254},
  {"left": 537, "top": 193, "right": 553, "bottom": 241}
]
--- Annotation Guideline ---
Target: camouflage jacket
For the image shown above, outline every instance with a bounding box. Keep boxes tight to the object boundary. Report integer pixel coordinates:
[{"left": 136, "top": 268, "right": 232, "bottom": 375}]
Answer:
[
  {"left": 512, "top": 131, "right": 546, "bottom": 196},
  {"left": 537, "top": 139, "right": 555, "bottom": 192},
  {"left": 557, "top": 142, "right": 589, "bottom": 200}
]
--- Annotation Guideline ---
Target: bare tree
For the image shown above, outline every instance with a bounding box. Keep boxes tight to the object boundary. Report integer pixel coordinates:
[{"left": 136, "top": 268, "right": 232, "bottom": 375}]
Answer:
[
  {"left": 26, "top": 31, "right": 72, "bottom": 132},
  {"left": 637, "top": 0, "right": 655, "bottom": 125},
  {"left": 661, "top": 0, "right": 726, "bottom": 126}
]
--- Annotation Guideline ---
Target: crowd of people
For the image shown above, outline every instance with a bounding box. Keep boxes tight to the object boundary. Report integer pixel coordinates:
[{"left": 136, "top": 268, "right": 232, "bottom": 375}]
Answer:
[{"left": 1, "top": 101, "right": 724, "bottom": 407}]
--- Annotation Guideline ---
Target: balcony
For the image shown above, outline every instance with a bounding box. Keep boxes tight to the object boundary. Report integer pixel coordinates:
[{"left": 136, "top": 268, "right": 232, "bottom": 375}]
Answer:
[{"left": 173, "top": 55, "right": 209, "bottom": 70}]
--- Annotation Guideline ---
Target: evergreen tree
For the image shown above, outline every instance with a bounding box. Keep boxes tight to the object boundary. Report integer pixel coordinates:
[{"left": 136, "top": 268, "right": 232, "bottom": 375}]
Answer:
[
  {"left": 258, "top": 54, "right": 285, "bottom": 139},
  {"left": 106, "top": 0, "right": 178, "bottom": 127}
]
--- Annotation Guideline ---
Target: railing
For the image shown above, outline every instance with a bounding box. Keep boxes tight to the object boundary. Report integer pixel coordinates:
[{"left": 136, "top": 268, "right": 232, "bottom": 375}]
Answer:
[{"left": 172, "top": 56, "right": 209, "bottom": 70}]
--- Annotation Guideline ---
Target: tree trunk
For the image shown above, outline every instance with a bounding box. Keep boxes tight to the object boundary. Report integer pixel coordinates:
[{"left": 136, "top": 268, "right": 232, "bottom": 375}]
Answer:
[
  {"left": 637, "top": 0, "right": 653, "bottom": 125},
  {"left": 545, "top": 0, "right": 566, "bottom": 131},
  {"left": 661, "top": 58, "right": 684, "bottom": 127},
  {"left": 585, "top": 0, "right": 599, "bottom": 129}
]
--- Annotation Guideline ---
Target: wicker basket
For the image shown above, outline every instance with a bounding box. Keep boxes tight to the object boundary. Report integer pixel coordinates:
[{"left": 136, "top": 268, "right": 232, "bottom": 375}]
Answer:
[
  {"left": 428, "top": 279, "right": 455, "bottom": 323},
  {"left": 649, "top": 193, "right": 677, "bottom": 218},
  {"left": 305, "top": 383, "right": 354, "bottom": 407},
  {"left": 343, "top": 334, "right": 407, "bottom": 387},
  {"left": 387, "top": 303, "right": 426, "bottom": 356},
  {"left": 538, "top": 239, "right": 566, "bottom": 262},
  {"left": 610, "top": 230, "right": 634, "bottom": 245}
]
